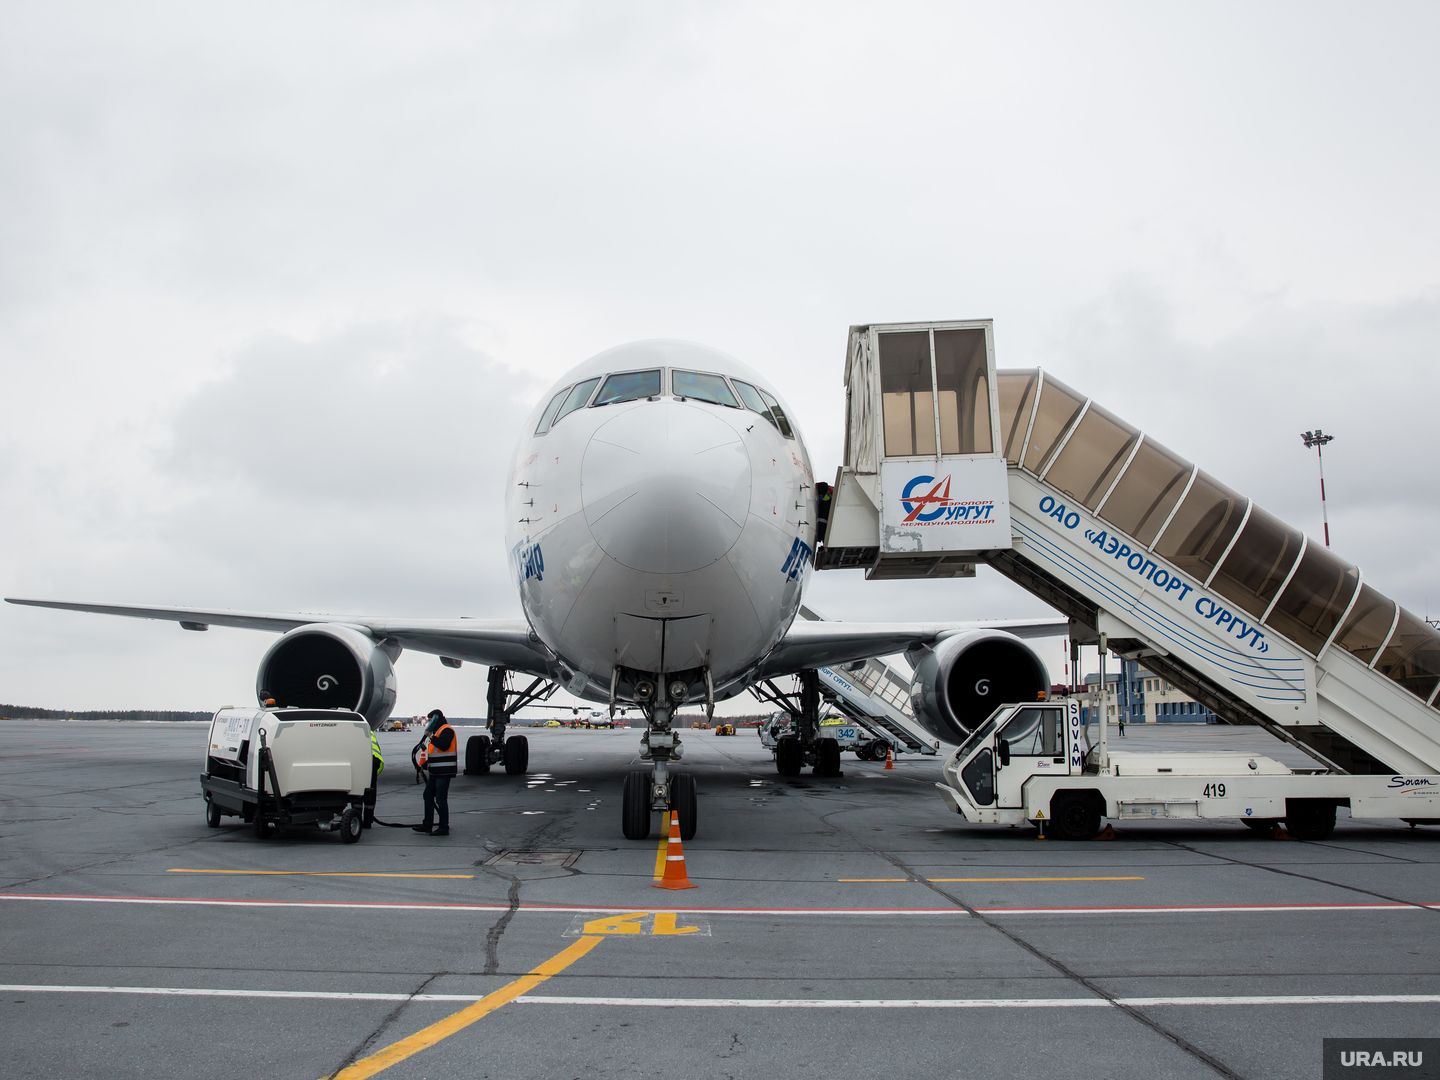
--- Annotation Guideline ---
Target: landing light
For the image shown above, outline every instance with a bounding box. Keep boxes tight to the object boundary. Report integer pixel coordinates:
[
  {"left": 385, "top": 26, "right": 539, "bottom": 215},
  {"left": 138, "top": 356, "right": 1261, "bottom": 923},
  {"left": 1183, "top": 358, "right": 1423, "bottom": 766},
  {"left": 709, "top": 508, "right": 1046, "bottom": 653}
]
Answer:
[
  {"left": 634, "top": 680, "right": 655, "bottom": 701},
  {"left": 668, "top": 679, "right": 688, "bottom": 702}
]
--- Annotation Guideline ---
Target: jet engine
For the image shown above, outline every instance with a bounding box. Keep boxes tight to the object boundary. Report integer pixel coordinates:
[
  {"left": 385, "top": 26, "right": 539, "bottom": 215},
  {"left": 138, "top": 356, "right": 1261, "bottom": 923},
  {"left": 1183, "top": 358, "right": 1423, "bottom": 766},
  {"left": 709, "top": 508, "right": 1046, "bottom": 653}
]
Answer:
[
  {"left": 908, "top": 630, "right": 1048, "bottom": 743},
  {"left": 255, "top": 623, "right": 399, "bottom": 728}
]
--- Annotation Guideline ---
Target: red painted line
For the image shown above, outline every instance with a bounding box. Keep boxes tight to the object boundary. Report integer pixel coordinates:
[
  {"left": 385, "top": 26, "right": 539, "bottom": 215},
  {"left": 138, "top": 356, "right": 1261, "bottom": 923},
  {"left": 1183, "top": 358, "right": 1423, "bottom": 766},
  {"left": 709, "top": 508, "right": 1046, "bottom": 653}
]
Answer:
[{"left": 1, "top": 892, "right": 1434, "bottom": 917}]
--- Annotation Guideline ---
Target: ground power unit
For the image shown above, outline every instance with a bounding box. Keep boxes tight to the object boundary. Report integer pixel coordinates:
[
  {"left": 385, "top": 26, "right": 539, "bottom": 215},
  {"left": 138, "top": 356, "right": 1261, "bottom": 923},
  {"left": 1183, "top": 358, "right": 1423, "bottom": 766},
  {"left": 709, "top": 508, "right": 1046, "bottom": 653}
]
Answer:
[{"left": 201, "top": 706, "right": 374, "bottom": 842}]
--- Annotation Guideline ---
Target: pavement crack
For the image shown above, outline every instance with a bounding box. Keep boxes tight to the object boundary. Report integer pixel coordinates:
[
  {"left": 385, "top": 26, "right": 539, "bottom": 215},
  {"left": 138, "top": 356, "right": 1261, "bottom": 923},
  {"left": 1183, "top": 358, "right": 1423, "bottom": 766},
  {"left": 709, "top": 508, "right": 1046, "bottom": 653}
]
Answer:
[
  {"left": 479, "top": 867, "right": 522, "bottom": 977},
  {"left": 1159, "top": 838, "right": 1439, "bottom": 913},
  {"left": 816, "top": 811, "right": 1249, "bottom": 1080},
  {"left": 323, "top": 970, "right": 444, "bottom": 1080}
]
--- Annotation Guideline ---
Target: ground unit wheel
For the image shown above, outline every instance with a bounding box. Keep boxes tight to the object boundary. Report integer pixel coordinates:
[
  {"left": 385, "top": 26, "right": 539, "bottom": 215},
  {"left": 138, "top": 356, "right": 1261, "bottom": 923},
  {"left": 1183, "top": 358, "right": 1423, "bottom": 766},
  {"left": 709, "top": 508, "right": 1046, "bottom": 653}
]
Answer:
[
  {"left": 465, "top": 735, "right": 491, "bottom": 775},
  {"left": 1050, "top": 792, "right": 1103, "bottom": 840},
  {"left": 775, "top": 736, "right": 802, "bottom": 776},
  {"left": 815, "top": 738, "right": 841, "bottom": 777},
  {"left": 1241, "top": 818, "right": 1280, "bottom": 832},
  {"left": 206, "top": 800, "right": 222, "bottom": 828},
  {"left": 672, "top": 773, "right": 697, "bottom": 841},
  {"left": 622, "top": 771, "right": 651, "bottom": 840},
  {"left": 1284, "top": 800, "right": 1336, "bottom": 841},
  {"left": 869, "top": 739, "right": 890, "bottom": 761},
  {"left": 504, "top": 735, "right": 529, "bottom": 775},
  {"left": 253, "top": 816, "right": 274, "bottom": 840},
  {"left": 340, "top": 807, "right": 362, "bottom": 844}
]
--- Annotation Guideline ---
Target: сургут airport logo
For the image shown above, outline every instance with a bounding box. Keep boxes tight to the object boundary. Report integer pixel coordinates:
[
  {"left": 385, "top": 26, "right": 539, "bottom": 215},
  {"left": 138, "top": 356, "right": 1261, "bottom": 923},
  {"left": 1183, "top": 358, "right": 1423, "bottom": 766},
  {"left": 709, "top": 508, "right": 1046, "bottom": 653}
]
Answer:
[{"left": 899, "top": 474, "right": 997, "bottom": 525}]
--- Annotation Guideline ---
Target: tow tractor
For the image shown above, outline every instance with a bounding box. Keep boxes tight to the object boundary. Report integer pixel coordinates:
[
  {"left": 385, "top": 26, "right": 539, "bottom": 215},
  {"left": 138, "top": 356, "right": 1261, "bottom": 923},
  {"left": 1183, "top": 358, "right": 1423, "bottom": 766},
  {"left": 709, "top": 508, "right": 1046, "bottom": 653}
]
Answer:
[
  {"left": 936, "top": 695, "right": 1440, "bottom": 840},
  {"left": 201, "top": 706, "right": 374, "bottom": 842}
]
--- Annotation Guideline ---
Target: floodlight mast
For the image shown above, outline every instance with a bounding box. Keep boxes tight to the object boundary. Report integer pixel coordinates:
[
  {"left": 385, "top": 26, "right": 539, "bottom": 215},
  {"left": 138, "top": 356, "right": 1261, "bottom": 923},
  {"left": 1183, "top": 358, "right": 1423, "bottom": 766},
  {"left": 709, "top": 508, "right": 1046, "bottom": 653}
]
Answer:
[{"left": 1301, "top": 429, "right": 1335, "bottom": 547}]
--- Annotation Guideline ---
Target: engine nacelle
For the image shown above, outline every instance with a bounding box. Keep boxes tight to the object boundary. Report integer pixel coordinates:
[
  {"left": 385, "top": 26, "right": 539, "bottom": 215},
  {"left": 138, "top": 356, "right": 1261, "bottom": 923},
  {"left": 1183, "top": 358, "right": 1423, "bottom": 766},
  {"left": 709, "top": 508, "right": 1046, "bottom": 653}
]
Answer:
[
  {"left": 256, "top": 623, "right": 399, "bottom": 729},
  {"left": 908, "top": 630, "right": 1049, "bottom": 743}
]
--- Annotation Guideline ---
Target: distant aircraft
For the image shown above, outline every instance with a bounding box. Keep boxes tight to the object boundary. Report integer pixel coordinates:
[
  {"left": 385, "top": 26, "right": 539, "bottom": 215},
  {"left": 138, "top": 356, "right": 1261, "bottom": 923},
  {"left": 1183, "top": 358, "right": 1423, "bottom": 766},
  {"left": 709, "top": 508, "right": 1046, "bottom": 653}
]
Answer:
[{"left": 8, "top": 340, "right": 1060, "bottom": 839}]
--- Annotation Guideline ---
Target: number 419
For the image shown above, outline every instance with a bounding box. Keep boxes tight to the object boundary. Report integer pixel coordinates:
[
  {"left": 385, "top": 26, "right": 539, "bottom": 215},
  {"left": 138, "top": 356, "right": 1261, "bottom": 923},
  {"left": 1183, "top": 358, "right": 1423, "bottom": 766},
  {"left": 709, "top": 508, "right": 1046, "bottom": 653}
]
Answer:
[{"left": 1203, "top": 783, "right": 1227, "bottom": 798}]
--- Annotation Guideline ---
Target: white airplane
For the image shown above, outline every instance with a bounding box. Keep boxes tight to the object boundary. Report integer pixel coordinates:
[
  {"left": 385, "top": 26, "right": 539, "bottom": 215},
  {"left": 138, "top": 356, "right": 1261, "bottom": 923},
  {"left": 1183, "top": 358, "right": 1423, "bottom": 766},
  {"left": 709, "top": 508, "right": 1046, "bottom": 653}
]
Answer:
[{"left": 7, "top": 340, "right": 1061, "bottom": 840}]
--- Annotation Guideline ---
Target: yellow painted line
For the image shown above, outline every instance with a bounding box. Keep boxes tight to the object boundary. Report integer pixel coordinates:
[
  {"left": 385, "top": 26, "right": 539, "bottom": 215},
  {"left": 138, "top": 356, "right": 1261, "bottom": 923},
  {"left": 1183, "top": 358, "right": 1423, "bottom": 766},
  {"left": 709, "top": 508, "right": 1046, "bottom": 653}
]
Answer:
[
  {"left": 168, "top": 869, "right": 474, "bottom": 880},
  {"left": 839, "top": 876, "right": 1145, "bottom": 883},
  {"left": 652, "top": 811, "right": 670, "bottom": 883},
  {"left": 326, "top": 934, "right": 605, "bottom": 1080}
]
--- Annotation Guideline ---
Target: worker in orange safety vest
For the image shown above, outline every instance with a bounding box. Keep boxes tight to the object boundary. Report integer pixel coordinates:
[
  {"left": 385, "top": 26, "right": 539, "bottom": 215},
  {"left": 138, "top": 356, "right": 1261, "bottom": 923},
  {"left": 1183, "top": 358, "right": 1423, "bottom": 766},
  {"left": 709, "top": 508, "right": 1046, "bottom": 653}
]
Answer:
[{"left": 414, "top": 710, "right": 457, "bottom": 836}]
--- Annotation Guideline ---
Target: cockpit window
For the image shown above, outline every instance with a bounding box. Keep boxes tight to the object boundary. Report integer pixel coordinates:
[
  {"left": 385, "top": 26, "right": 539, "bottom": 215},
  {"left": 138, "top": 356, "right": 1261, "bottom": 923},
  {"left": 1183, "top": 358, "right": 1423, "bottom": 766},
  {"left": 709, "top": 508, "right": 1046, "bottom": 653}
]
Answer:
[
  {"left": 535, "top": 387, "right": 570, "bottom": 434},
  {"left": 673, "top": 370, "right": 740, "bottom": 408},
  {"left": 593, "top": 369, "right": 661, "bottom": 406},
  {"left": 758, "top": 387, "right": 795, "bottom": 439},
  {"left": 733, "top": 380, "right": 778, "bottom": 430},
  {"left": 552, "top": 378, "right": 601, "bottom": 427}
]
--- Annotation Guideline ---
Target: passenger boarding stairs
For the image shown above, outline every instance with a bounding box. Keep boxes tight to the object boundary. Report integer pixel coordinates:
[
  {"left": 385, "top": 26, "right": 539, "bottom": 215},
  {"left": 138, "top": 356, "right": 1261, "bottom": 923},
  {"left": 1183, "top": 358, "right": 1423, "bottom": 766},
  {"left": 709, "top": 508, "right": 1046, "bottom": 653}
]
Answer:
[
  {"left": 800, "top": 607, "right": 939, "bottom": 755},
  {"left": 817, "top": 322, "right": 1440, "bottom": 777}
]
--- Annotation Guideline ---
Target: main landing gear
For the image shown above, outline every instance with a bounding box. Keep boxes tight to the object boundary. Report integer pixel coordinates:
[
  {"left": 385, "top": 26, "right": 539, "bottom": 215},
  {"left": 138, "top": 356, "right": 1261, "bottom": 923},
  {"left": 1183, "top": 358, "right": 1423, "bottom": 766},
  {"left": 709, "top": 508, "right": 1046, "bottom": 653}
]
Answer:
[
  {"left": 756, "top": 669, "right": 843, "bottom": 779},
  {"left": 622, "top": 676, "right": 698, "bottom": 842},
  {"left": 465, "top": 667, "right": 552, "bottom": 778}
]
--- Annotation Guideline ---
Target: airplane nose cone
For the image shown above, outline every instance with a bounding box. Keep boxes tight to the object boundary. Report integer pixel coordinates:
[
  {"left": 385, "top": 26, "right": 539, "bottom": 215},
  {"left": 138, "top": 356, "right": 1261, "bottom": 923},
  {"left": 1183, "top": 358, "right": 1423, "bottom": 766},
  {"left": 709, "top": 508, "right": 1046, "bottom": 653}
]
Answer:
[{"left": 582, "top": 402, "right": 751, "bottom": 574}]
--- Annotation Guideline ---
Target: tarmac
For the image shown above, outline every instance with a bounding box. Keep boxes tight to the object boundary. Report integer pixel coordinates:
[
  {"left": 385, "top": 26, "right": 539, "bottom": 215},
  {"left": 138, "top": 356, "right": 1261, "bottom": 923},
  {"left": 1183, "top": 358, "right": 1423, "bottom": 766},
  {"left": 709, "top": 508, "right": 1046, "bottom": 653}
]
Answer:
[{"left": 1, "top": 717, "right": 1437, "bottom": 1080}]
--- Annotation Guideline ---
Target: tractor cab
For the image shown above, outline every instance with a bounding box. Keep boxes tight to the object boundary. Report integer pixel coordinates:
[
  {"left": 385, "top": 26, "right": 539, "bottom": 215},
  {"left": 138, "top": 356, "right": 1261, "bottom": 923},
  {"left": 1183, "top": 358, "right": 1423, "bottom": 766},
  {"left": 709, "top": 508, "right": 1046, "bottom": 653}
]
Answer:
[{"left": 939, "top": 698, "right": 1083, "bottom": 824}]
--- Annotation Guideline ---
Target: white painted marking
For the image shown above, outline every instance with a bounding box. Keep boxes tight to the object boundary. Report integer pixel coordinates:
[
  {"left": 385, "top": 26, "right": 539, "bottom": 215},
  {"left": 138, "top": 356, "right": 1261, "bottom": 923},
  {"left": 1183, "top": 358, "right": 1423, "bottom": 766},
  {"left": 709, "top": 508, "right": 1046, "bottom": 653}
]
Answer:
[{"left": 4, "top": 986, "right": 1436, "bottom": 1009}]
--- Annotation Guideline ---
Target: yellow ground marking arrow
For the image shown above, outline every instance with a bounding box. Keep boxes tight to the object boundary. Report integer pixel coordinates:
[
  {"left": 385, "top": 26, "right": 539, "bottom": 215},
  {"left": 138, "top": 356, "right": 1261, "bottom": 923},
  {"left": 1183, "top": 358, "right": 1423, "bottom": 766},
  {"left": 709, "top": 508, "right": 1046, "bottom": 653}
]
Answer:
[
  {"left": 324, "top": 935, "right": 605, "bottom": 1080},
  {"left": 838, "top": 876, "right": 1145, "bottom": 883},
  {"left": 170, "top": 869, "right": 473, "bottom": 879}
]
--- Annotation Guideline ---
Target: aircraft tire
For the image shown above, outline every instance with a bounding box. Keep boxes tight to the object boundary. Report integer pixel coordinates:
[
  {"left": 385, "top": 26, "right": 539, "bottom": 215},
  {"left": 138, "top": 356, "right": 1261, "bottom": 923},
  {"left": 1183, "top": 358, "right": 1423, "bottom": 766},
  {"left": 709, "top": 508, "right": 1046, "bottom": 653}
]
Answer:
[
  {"left": 775, "top": 736, "right": 802, "bottom": 777},
  {"left": 466, "top": 735, "right": 491, "bottom": 775},
  {"left": 622, "top": 771, "right": 651, "bottom": 840},
  {"left": 504, "top": 735, "right": 529, "bottom": 775},
  {"left": 672, "top": 773, "right": 697, "bottom": 841},
  {"left": 816, "top": 738, "right": 842, "bottom": 777}
]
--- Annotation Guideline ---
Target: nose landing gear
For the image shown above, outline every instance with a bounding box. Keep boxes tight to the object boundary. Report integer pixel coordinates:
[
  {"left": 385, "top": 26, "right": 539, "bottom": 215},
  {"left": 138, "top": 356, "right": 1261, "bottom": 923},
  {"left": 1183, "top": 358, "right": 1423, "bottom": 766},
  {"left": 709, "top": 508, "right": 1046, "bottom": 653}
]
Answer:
[{"left": 622, "top": 682, "right": 698, "bottom": 841}]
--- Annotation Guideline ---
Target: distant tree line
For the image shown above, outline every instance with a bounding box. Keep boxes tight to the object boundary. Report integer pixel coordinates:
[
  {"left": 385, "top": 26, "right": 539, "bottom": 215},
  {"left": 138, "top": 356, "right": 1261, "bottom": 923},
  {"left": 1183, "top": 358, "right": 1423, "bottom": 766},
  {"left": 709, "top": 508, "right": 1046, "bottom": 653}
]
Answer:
[{"left": 0, "top": 705, "right": 212, "bottom": 722}]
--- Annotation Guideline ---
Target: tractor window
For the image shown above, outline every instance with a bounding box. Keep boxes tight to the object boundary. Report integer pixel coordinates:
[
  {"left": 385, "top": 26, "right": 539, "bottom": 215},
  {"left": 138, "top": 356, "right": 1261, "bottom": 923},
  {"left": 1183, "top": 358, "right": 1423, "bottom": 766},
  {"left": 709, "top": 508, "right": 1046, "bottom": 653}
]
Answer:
[
  {"left": 961, "top": 747, "right": 995, "bottom": 805},
  {"left": 998, "top": 707, "right": 1063, "bottom": 755}
]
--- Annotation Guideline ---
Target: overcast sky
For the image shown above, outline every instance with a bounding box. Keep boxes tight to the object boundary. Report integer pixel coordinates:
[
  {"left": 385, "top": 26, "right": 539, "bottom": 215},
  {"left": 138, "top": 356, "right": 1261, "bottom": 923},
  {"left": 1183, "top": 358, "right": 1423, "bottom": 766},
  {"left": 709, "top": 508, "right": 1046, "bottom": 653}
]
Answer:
[{"left": 3, "top": 2, "right": 1438, "bottom": 716}]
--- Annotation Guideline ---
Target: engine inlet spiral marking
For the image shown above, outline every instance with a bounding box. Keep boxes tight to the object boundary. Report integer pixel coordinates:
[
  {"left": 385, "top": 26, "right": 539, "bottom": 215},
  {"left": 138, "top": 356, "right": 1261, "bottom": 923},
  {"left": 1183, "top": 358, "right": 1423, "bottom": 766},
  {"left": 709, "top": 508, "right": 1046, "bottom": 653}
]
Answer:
[{"left": 317, "top": 675, "right": 338, "bottom": 691}]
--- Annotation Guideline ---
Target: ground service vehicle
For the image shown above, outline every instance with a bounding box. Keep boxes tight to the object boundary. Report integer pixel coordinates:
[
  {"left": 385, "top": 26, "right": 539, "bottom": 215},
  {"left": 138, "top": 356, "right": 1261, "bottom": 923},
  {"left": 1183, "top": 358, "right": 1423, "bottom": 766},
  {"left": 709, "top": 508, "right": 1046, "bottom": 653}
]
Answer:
[
  {"left": 201, "top": 707, "right": 374, "bottom": 842},
  {"left": 936, "top": 698, "right": 1440, "bottom": 840},
  {"left": 714, "top": 724, "right": 735, "bottom": 736}
]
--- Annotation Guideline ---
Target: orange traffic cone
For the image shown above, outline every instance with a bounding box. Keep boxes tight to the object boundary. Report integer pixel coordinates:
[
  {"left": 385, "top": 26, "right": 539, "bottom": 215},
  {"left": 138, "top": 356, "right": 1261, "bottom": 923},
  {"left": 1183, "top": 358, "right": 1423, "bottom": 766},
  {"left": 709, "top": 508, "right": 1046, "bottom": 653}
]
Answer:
[
  {"left": 653, "top": 811, "right": 697, "bottom": 890},
  {"left": 884, "top": 747, "right": 894, "bottom": 770}
]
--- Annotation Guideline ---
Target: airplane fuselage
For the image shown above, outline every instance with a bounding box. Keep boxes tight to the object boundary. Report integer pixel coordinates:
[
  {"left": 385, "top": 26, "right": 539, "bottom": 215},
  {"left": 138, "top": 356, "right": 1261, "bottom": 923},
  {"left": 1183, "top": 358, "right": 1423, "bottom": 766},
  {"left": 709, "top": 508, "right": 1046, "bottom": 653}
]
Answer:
[{"left": 504, "top": 341, "right": 817, "bottom": 704}]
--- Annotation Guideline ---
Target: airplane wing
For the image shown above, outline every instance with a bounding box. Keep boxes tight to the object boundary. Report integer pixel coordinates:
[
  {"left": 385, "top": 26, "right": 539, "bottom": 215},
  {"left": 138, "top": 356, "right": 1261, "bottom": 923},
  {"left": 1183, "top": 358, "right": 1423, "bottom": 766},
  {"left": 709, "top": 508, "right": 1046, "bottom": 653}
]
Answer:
[
  {"left": 3, "top": 598, "right": 554, "bottom": 675},
  {"left": 756, "top": 610, "right": 1067, "bottom": 678}
]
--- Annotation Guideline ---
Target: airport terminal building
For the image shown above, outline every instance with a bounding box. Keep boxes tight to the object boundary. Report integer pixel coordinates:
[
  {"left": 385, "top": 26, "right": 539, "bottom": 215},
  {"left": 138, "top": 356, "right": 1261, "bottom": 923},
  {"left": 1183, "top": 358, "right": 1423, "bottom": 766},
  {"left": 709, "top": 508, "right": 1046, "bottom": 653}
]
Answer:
[{"left": 1082, "top": 660, "right": 1219, "bottom": 725}]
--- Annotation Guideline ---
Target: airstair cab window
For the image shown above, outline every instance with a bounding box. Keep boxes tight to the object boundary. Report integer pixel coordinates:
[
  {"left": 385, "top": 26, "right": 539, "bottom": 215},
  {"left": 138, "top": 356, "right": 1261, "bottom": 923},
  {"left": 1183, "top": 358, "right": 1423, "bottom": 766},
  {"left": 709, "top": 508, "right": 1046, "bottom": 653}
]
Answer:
[
  {"left": 933, "top": 328, "right": 993, "bottom": 455},
  {"left": 1153, "top": 471, "right": 1246, "bottom": 580},
  {"left": 535, "top": 386, "right": 570, "bottom": 434},
  {"left": 1022, "top": 374, "right": 1086, "bottom": 474},
  {"left": 673, "top": 370, "right": 741, "bottom": 408},
  {"left": 1043, "top": 401, "right": 1139, "bottom": 510},
  {"left": 1209, "top": 503, "right": 1304, "bottom": 620},
  {"left": 1264, "top": 544, "right": 1359, "bottom": 655},
  {"left": 1333, "top": 584, "right": 1395, "bottom": 666},
  {"left": 551, "top": 377, "right": 601, "bottom": 427},
  {"left": 1371, "top": 608, "right": 1440, "bottom": 703},
  {"left": 997, "top": 370, "right": 1039, "bottom": 464},
  {"left": 593, "top": 369, "right": 661, "bottom": 406},
  {"left": 880, "top": 331, "right": 935, "bottom": 456},
  {"left": 1097, "top": 436, "right": 1192, "bottom": 547},
  {"left": 997, "top": 707, "right": 1063, "bottom": 755},
  {"left": 757, "top": 388, "right": 794, "bottom": 439}
]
